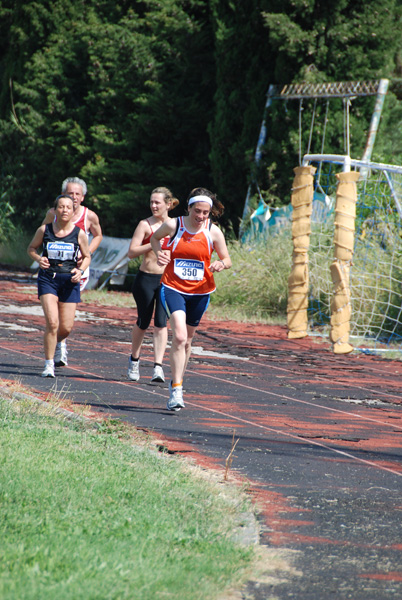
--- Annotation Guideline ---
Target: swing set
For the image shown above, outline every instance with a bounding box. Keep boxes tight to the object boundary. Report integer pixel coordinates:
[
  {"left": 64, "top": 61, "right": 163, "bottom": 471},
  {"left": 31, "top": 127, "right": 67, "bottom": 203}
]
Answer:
[{"left": 241, "top": 79, "right": 389, "bottom": 239}]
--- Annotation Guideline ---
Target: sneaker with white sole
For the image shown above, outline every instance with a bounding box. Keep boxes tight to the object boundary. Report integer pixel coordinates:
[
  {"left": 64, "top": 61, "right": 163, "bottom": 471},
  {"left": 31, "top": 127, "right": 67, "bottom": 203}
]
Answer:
[
  {"left": 41, "top": 363, "right": 55, "bottom": 378},
  {"left": 54, "top": 341, "right": 68, "bottom": 367},
  {"left": 127, "top": 357, "right": 140, "bottom": 381},
  {"left": 167, "top": 382, "right": 185, "bottom": 411},
  {"left": 151, "top": 365, "right": 165, "bottom": 383}
]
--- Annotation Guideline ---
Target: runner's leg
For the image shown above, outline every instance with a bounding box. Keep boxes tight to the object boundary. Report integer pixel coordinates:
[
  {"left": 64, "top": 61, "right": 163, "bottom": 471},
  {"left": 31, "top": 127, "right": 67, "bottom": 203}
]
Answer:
[
  {"left": 57, "top": 302, "right": 77, "bottom": 341},
  {"left": 40, "top": 294, "right": 60, "bottom": 360},
  {"left": 182, "top": 324, "right": 197, "bottom": 380},
  {"left": 130, "top": 324, "right": 146, "bottom": 359},
  {"left": 168, "top": 310, "right": 188, "bottom": 384},
  {"left": 153, "top": 326, "right": 168, "bottom": 365}
]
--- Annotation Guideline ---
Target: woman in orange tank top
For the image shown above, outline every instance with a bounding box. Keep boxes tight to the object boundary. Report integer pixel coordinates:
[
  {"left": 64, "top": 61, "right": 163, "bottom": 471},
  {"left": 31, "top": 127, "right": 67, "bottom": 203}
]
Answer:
[{"left": 151, "top": 187, "right": 231, "bottom": 411}]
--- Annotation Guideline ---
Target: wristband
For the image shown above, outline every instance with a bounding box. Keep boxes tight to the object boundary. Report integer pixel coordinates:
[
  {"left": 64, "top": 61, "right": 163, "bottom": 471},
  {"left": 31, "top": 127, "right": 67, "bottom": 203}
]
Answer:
[{"left": 80, "top": 269, "right": 85, "bottom": 274}]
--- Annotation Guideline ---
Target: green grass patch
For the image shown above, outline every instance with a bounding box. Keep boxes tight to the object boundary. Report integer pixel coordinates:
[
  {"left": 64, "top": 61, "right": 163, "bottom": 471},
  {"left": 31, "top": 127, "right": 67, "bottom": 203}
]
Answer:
[
  {"left": 0, "top": 393, "right": 255, "bottom": 600},
  {"left": 210, "top": 236, "right": 291, "bottom": 324},
  {"left": 0, "top": 229, "right": 32, "bottom": 268},
  {"left": 81, "top": 288, "right": 134, "bottom": 309}
]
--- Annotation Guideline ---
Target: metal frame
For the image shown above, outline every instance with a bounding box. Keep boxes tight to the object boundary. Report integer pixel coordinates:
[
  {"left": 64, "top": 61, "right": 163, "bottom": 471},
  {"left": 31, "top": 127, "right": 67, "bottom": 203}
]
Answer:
[
  {"left": 302, "top": 152, "right": 402, "bottom": 219},
  {"left": 268, "top": 80, "right": 387, "bottom": 100},
  {"left": 241, "top": 79, "right": 389, "bottom": 237}
]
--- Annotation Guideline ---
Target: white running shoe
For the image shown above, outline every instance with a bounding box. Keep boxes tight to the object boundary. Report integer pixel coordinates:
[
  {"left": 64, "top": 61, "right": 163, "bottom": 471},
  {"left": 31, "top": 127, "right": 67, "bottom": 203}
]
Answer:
[
  {"left": 54, "top": 341, "right": 68, "bottom": 367},
  {"left": 41, "top": 363, "right": 55, "bottom": 378},
  {"left": 167, "top": 383, "right": 184, "bottom": 411},
  {"left": 151, "top": 365, "right": 165, "bottom": 383},
  {"left": 127, "top": 357, "right": 140, "bottom": 381}
]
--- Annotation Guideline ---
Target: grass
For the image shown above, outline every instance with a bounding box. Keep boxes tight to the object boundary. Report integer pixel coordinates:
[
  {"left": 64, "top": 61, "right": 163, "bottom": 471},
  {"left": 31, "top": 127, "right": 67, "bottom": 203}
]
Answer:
[
  {"left": 210, "top": 236, "right": 291, "bottom": 324},
  {"left": 0, "top": 231, "right": 32, "bottom": 268},
  {"left": 82, "top": 288, "right": 134, "bottom": 309},
  {"left": 0, "top": 386, "right": 258, "bottom": 600}
]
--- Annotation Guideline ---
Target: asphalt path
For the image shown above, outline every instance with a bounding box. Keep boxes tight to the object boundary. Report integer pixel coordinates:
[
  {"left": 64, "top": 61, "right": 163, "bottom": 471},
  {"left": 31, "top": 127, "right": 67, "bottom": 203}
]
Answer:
[{"left": 1, "top": 268, "right": 402, "bottom": 599}]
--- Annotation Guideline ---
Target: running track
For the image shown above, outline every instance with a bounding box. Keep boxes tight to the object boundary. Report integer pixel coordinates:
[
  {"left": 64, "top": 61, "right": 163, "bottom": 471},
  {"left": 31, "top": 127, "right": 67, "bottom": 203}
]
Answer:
[{"left": 1, "top": 269, "right": 401, "bottom": 599}]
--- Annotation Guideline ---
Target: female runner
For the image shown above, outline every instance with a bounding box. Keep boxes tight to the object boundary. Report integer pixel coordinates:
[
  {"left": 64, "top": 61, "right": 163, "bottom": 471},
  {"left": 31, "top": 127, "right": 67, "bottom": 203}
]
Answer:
[
  {"left": 27, "top": 194, "right": 91, "bottom": 378},
  {"left": 150, "top": 187, "right": 231, "bottom": 411},
  {"left": 127, "top": 187, "right": 179, "bottom": 383}
]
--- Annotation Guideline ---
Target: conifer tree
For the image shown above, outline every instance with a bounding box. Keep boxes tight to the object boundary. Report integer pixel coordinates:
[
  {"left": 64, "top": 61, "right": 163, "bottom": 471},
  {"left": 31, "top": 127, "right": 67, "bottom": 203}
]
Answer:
[{"left": 0, "top": 0, "right": 214, "bottom": 236}]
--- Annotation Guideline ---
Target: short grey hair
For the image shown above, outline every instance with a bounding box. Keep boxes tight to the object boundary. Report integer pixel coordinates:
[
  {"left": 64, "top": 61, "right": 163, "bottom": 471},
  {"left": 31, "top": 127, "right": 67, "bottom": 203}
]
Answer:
[{"left": 61, "top": 177, "right": 87, "bottom": 196}]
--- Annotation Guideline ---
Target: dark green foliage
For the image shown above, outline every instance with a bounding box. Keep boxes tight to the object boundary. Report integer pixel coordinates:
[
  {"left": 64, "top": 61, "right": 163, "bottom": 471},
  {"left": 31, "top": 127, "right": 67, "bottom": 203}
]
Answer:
[
  {"left": 208, "top": 0, "right": 275, "bottom": 230},
  {"left": 208, "top": 0, "right": 402, "bottom": 230},
  {"left": 0, "top": 0, "right": 214, "bottom": 236},
  {"left": 0, "top": 0, "right": 401, "bottom": 237},
  {"left": 256, "top": 0, "right": 402, "bottom": 204}
]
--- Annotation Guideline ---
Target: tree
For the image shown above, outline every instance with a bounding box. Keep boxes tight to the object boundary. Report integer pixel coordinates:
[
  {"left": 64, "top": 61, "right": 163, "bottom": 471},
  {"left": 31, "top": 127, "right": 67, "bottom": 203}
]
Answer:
[
  {"left": 0, "top": 0, "right": 401, "bottom": 239},
  {"left": 0, "top": 0, "right": 215, "bottom": 236},
  {"left": 209, "top": 0, "right": 402, "bottom": 230},
  {"left": 208, "top": 0, "right": 275, "bottom": 230},
  {"left": 258, "top": 0, "right": 402, "bottom": 201}
]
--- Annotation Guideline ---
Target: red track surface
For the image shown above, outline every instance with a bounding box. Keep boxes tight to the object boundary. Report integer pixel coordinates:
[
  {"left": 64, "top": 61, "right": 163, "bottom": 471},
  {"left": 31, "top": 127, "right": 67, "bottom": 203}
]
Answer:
[{"left": 1, "top": 269, "right": 401, "bottom": 599}]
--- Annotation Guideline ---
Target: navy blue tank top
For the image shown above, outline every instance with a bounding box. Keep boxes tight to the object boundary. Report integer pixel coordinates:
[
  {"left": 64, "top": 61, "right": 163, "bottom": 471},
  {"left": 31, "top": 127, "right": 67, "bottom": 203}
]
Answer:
[{"left": 42, "top": 223, "right": 80, "bottom": 274}]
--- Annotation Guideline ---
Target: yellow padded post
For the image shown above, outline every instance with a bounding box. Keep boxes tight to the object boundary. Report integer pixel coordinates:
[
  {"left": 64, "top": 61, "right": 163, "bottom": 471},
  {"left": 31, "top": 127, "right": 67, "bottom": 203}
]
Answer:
[
  {"left": 288, "top": 310, "right": 308, "bottom": 338},
  {"left": 292, "top": 217, "right": 311, "bottom": 238},
  {"left": 293, "top": 203, "right": 313, "bottom": 219},
  {"left": 287, "top": 165, "right": 315, "bottom": 339},
  {"left": 288, "top": 263, "right": 308, "bottom": 287},
  {"left": 330, "top": 171, "right": 360, "bottom": 354}
]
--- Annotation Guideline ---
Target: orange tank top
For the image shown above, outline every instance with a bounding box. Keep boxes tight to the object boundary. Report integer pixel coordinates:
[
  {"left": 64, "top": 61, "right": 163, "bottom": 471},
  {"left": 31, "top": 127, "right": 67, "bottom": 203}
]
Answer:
[{"left": 161, "top": 216, "right": 216, "bottom": 295}]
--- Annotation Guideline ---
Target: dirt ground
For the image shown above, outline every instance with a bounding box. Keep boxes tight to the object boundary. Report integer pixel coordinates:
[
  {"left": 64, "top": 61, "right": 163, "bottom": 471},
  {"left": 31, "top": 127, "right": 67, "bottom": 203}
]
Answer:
[{"left": 1, "top": 266, "right": 402, "bottom": 599}]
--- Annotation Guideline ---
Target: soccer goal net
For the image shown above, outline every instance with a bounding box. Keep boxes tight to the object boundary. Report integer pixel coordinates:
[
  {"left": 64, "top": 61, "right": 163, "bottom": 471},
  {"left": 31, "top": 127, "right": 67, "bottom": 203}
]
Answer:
[{"left": 292, "top": 154, "right": 402, "bottom": 354}]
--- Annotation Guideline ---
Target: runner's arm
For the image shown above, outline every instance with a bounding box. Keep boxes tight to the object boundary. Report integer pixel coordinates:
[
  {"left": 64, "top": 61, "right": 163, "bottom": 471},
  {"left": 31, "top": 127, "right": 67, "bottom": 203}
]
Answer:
[
  {"left": 27, "top": 226, "right": 49, "bottom": 269},
  {"left": 128, "top": 220, "right": 152, "bottom": 259},
  {"left": 87, "top": 210, "right": 103, "bottom": 255},
  {"left": 150, "top": 218, "right": 176, "bottom": 266},
  {"left": 210, "top": 225, "right": 232, "bottom": 273},
  {"left": 71, "top": 230, "right": 91, "bottom": 283}
]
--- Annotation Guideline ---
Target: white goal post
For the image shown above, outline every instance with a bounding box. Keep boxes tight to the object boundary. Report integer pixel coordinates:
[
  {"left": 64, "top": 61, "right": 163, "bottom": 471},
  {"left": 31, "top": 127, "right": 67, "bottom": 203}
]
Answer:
[{"left": 289, "top": 153, "right": 402, "bottom": 354}]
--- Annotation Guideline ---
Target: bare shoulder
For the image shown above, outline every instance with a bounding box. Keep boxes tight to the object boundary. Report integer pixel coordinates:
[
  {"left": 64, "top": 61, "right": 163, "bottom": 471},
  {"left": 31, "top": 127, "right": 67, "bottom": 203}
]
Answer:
[
  {"left": 210, "top": 222, "right": 225, "bottom": 239},
  {"left": 133, "top": 218, "right": 151, "bottom": 235},
  {"left": 165, "top": 216, "right": 178, "bottom": 231},
  {"left": 161, "top": 216, "right": 178, "bottom": 236},
  {"left": 31, "top": 223, "right": 46, "bottom": 241},
  {"left": 86, "top": 208, "right": 100, "bottom": 224}
]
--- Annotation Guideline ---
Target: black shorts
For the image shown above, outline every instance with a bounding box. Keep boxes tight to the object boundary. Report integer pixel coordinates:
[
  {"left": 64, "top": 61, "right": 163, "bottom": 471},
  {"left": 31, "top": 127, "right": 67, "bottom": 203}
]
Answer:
[
  {"left": 37, "top": 269, "right": 81, "bottom": 303},
  {"left": 132, "top": 271, "right": 167, "bottom": 329}
]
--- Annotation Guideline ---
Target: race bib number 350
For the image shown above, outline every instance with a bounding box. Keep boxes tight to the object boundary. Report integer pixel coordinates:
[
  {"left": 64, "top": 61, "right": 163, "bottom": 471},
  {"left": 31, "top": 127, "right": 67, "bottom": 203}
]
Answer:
[{"left": 174, "top": 258, "right": 204, "bottom": 281}]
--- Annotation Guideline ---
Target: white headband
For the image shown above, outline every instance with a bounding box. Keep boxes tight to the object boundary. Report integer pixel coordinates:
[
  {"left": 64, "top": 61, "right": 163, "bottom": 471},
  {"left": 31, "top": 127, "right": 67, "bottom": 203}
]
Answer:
[{"left": 188, "top": 195, "right": 213, "bottom": 207}]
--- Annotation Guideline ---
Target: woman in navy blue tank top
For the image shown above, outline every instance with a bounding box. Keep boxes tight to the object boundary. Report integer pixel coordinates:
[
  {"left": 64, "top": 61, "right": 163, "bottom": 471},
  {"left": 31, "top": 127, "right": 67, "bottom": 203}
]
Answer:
[{"left": 27, "top": 194, "right": 91, "bottom": 378}]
